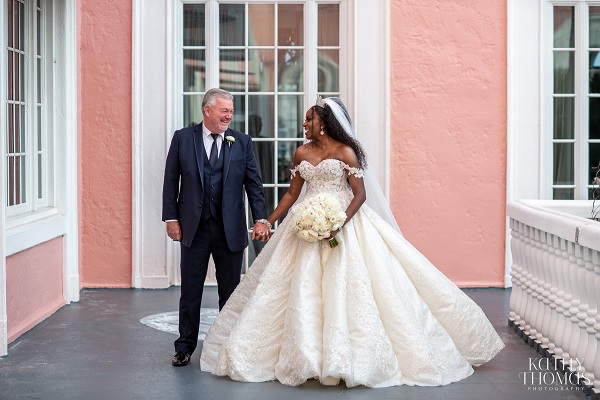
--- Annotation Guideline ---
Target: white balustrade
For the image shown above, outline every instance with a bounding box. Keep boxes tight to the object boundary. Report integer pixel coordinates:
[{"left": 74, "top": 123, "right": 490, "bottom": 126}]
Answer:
[{"left": 508, "top": 200, "right": 600, "bottom": 396}]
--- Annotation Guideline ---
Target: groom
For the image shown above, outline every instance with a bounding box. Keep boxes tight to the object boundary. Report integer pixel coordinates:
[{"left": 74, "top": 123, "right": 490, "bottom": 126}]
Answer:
[{"left": 162, "top": 88, "right": 271, "bottom": 366}]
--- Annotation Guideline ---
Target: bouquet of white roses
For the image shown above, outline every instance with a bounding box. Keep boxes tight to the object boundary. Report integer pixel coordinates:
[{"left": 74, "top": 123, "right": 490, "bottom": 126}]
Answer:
[{"left": 290, "top": 193, "right": 347, "bottom": 244}]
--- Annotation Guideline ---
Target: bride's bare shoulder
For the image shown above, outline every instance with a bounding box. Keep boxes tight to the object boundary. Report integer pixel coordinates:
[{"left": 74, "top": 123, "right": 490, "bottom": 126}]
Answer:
[{"left": 336, "top": 144, "right": 360, "bottom": 167}]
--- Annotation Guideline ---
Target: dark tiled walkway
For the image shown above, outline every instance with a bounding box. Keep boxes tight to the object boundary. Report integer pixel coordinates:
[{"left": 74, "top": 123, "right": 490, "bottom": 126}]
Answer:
[{"left": 0, "top": 287, "right": 589, "bottom": 400}]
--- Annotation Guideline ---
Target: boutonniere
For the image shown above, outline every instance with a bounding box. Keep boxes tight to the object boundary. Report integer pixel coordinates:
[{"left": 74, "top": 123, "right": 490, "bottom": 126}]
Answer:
[{"left": 225, "top": 136, "right": 235, "bottom": 146}]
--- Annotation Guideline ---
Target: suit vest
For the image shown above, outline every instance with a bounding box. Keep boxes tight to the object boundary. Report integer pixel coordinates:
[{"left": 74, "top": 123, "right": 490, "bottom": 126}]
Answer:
[{"left": 201, "top": 145, "right": 225, "bottom": 221}]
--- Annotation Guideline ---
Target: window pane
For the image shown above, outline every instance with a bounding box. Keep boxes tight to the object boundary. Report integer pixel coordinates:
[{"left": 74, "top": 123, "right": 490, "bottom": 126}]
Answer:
[
  {"left": 590, "top": 51, "right": 600, "bottom": 93},
  {"left": 230, "top": 95, "right": 246, "bottom": 133},
  {"left": 554, "top": 6, "right": 575, "bottom": 48},
  {"left": 553, "top": 97, "right": 574, "bottom": 139},
  {"left": 183, "top": 94, "right": 203, "bottom": 127},
  {"left": 278, "top": 141, "right": 301, "bottom": 184},
  {"left": 248, "top": 95, "right": 274, "bottom": 138},
  {"left": 590, "top": 143, "right": 600, "bottom": 183},
  {"left": 553, "top": 142, "right": 574, "bottom": 185},
  {"left": 248, "top": 4, "right": 274, "bottom": 46},
  {"left": 220, "top": 49, "right": 246, "bottom": 92},
  {"left": 318, "top": 4, "right": 339, "bottom": 46},
  {"left": 184, "top": 4, "right": 205, "bottom": 46},
  {"left": 19, "top": 104, "right": 25, "bottom": 153},
  {"left": 7, "top": 104, "right": 15, "bottom": 153},
  {"left": 553, "top": 188, "right": 574, "bottom": 199},
  {"left": 38, "top": 153, "right": 42, "bottom": 199},
  {"left": 590, "top": 7, "right": 600, "bottom": 48},
  {"left": 7, "top": 51, "right": 14, "bottom": 100},
  {"left": 37, "top": 9, "right": 41, "bottom": 56},
  {"left": 278, "top": 4, "right": 303, "bottom": 46},
  {"left": 19, "top": 1, "right": 24, "bottom": 50},
  {"left": 252, "top": 141, "right": 274, "bottom": 185},
  {"left": 19, "top": 53, "right": 25, "bottom": 101},
  {"left": 249, "top": 49, "right": 275, "bottom": 92},
  {"left": 8, "top": 0, "right": 14, "bottom": 48},
  {"left": 37, "top": 106, "right": 41, "bottom": 150},
  {"left": 8, "top": 157, "right": 15, "bottom": 205},
  {"left": 220, "top": 4, "right": 245, "bottom": 46},
  {"left": 248, "top": 96, "right": 275, "bottom": 184},
  {"left": 590, "top": 98, "right": 600, "bottom": 139},
  {"left": 278, "top": 49, "right": 303, "bottom": 92},
  {"left": 278, "top": 95, "right": 304, "bottom": 138},
  {"left": 37, "top": 57, "right": 41, "bottom": 101},
  {"left": 318, "top": 50, "right": 339, "bottom": 93},
  {"left": 19, "top": 155, "right": 26, "bottom": 203},
  {"left": 554, "top": 51, "right": 575, "bottom": 93},
  {"left": 184, "top": 49, "right": 205, "bottom": 93}
]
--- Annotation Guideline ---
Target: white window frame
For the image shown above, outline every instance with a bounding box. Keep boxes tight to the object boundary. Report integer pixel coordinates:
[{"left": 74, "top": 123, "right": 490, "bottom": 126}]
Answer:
[
  {"left": 0, "top": 0, "right": 79, "bottom": 356},
  {"left": 5, "top": 0, "right": 52, "bottom": 218},
  {"left": 132, "top": 0, "right": 391, "bottom": 288},
  {"left": 542, "top": 2, "right": 600, "bottom": 200},
  {"left": 175, "top": 0, "right": 351, "bottom": 274}
]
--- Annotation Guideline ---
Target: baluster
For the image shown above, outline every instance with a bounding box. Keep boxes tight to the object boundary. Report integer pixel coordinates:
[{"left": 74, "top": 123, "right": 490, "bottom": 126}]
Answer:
[
  {"left": 517, "top": 223, "right": 532, "bottom": 336},
  {"left": 566, "top": 243, "right": 582, "bottom": 368},
  {"left": 558, "top": 239, "right": 574, "bottom": 362},
  {"left": 573, "top": 244, "right": 589, "bottom": 379},
  {"left": 509, "top": 220, "right": 523, "bottom": 328},
  {"left": 592, "top": 249, "right": 600, "bottom": 396},
  {"left": 531, "top": 229, "right": 547, "bottom": 347},
  {"left": 522, "top": 226, "right": 536, "bottom": 339},
  {"left": 546, "top": 234, "right": 560, "bottom": 356},
  {"left": 583, "top": 247, "right": 598, "bottom": 386},
  {"left": 551, "top": 235, "right": 567, "bottom": 359},
  {"left": 538, "top": 231, "right": 553, "bottom": 356}
]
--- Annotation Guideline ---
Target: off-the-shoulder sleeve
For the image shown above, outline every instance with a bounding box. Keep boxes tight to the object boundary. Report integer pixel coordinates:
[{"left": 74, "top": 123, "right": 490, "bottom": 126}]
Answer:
[
  {"left": 290, "top": 166, "right": 299, "bottom": 178},
  {"left": 342, "top": 162, "right": 364, "bottom": 178}
]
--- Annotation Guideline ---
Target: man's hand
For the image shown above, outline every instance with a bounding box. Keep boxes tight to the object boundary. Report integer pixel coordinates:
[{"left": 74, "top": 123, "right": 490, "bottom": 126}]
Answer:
[
  {"left": 251, "top": 222, "right": 271, "bottom": 242},
  {"left": 166, "top": 221, "right": 182, "bottom": 241}
]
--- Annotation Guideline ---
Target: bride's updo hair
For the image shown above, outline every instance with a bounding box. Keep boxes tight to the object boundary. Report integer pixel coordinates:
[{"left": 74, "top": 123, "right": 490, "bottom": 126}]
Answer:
[{"left": 312, "top": 100, "right": 368, "bottom": 169}]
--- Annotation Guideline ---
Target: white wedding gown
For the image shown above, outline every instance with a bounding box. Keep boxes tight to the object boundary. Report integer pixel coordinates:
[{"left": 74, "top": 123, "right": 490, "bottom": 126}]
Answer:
[{"left": 200, "top": 159, "right": 504, "bottom": 388}]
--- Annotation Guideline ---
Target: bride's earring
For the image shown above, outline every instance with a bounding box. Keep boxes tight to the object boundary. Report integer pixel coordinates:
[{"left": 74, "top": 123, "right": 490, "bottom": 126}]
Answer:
[{"left": 320, "top": 127, "right": 325, "bottom": 136}]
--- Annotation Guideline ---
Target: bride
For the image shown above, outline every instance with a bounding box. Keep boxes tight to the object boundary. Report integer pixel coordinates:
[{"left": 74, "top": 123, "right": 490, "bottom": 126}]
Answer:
[{"left": 199, "top": 96, "right": 504, "bottom": 388}]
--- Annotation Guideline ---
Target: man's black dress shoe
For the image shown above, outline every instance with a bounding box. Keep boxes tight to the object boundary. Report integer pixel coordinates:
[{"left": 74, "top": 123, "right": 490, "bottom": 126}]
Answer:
[{"left": 172, "top": 351, "right": 191, "bottom": 366}]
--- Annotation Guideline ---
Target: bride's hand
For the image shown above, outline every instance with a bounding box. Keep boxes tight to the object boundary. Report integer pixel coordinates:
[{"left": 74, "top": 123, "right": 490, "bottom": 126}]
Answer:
[{"left": 327, "top": 229, "right": 340, "bottom": 239}]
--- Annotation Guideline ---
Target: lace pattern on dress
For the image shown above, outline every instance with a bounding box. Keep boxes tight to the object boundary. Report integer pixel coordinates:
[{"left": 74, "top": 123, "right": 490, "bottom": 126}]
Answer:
[
  {"left": 289, "top": 160, "right": 364, "bottom": 180},
  {"left": 341, "top": 163, "right": 364, "bottom": 178}
]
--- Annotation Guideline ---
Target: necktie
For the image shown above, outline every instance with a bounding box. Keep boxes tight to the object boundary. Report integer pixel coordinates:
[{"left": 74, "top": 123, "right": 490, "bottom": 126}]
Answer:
[{"left": 209, "top": 133, "right": 219, "bottom": 168}]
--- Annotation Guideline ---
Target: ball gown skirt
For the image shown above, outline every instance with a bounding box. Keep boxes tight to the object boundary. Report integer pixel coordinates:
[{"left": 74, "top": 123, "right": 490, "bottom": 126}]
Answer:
[{"left": 200, "top": 160, "right": 504, "bottom": 388}]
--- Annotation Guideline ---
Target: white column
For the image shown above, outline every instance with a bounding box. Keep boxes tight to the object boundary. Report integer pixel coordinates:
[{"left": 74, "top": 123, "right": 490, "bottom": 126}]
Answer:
[
  {"left": 132, "top": 0, "right": 173, "bottom": 288},
  {"left": 58, "top": 0, "right": 80, "bottom": 303}
]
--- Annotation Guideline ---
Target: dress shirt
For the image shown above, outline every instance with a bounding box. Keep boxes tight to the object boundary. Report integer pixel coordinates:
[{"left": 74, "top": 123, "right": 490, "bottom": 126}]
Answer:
[{"left": 203, "top": 124, "right": 224, "bottom": 158}]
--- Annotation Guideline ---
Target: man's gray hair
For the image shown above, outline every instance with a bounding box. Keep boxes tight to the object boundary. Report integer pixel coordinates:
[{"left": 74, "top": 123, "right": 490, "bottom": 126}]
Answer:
[{"left": 202, "top": 88, "right": 233, "bottom": 110}]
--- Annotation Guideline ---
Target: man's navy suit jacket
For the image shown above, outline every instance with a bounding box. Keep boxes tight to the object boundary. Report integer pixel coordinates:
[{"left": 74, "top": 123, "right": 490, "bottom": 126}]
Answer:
[{"left": 162, "top": 123, "right": 267, "bottom": 251}]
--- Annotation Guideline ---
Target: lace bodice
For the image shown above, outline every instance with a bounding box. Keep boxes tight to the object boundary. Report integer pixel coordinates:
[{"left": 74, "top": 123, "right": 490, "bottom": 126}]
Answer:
[{"left": 290, "top": 159, "right": 364, "bottom": 200}]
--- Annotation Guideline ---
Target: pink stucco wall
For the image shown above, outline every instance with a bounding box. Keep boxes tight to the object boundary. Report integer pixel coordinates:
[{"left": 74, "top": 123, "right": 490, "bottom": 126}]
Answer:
[
  {"left": 6, "top": 238, "right": 65, "bottom": 342},
  {"left": 79, "top": 1, "right": 133, "bottom": 288},
  {"left": 389, "top": 1, "right": 507, "bottom": 286}
]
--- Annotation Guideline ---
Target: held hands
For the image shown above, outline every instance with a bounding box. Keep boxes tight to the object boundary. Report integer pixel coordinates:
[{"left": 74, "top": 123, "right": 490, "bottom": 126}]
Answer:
[
  {"left": 166, "top": 221, "right": 182, "bottom": 241},
  {"left": 251, "top": 221, "right": 272, "bottom": 242}
]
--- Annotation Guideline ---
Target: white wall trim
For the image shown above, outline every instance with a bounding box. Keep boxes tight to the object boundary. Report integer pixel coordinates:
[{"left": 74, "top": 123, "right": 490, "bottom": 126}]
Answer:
[
  {"left": 505, "top": 0, "right": 544, "bottom": 287},
  {"left": 132, "top": 0, "right": 173, "bottom": 289},
  {"left": 59, "top": 0, "right": 80, "bottom": 304},
  {"left": 353, "top": 0, "right": 389, "bottom": 193},
  {"left": 0, "top": 0, "right": 7, "bottom": 358},
  {"left": 132, "top": 0, "right": 144, "bottom": 288}
]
